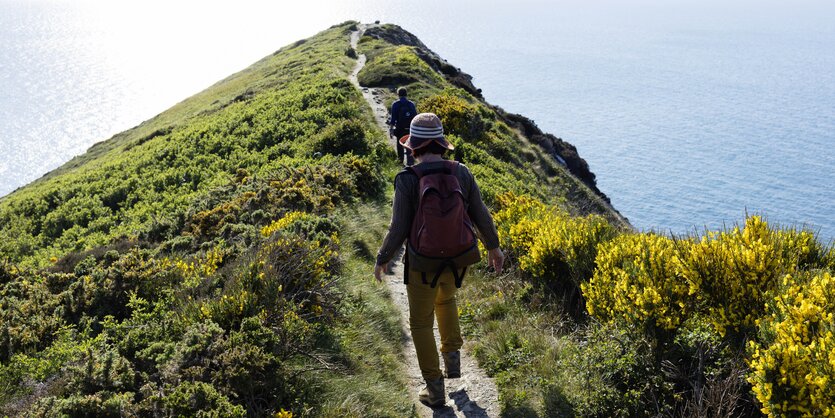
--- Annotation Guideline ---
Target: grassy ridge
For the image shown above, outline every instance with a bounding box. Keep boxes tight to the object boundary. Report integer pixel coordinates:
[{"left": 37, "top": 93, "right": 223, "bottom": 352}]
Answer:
[
  {"left": 1, "top": 19, "right": 623, "bottom": 416},
  {"left": 0, "top": 22, "right": 372, "bottom": 267}
]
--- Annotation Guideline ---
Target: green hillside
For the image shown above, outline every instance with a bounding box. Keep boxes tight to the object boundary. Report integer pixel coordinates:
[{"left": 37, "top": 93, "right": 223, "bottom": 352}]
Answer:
[
  {"left": 0, "top": 22, "right": 409, "bottom": 417},
  {"left": 1, "top": 21, "right": 833, "bottom": 417}
]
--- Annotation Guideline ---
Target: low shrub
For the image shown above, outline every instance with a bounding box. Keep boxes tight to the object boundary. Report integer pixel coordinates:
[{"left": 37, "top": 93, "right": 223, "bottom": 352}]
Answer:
[
  {"left": 155, "top": 381, "right": 245, "bottom": 417},
  {"left": 748, "top": 270, "right": 835, "bottom": 416},
  {"left": 419, "top": 89, "right": 490, "bottom": 141},
  {"left": 357, "top": 45, "right": 443, "bottom": 87},
  {"left": 521, "top": 213, "right": 615, "bottom": 290},
  {"left": 308, "top": 119, "right": 370, "bottom": 156},
  {"left": 31, "top": 392, "right": 137, "bottom": 418},
  {"left": 678, "top": 216, "right": 829, "bottom": 337},
  {"left": 549, "top": 323, "right": 669, "bottom": 417},
  {"left": 584, "top": 233, "right": 692, "bottom": 332},
  {"left": 493, "top": 192, "right": 616, "bottom": 316}
]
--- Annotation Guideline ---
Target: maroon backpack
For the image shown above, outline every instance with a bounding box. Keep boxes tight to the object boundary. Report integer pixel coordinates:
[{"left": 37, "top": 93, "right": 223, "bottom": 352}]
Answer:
[{"left": 405, "top": 161, "right": 481, "bottom": 288}]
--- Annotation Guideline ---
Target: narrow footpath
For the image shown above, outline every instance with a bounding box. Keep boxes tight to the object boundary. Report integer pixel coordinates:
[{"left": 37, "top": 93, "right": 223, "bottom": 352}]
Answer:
[{"left": 349, "top": 25, "right": 500, "bottom": 417}]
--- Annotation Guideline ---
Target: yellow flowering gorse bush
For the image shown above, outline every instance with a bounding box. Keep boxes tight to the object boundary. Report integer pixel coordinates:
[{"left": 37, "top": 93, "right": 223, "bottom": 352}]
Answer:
[
  {"left": 677, "top": 216, "right": 822, "bottom": 335},
  {"left": 522, "top": 213, "right": 615, "bottom": 287},
  {"left": 584, "top": 233, "right": 692, "bottom": 331},
  {"left": 493, "top": 192, "right": 616, "bottom": 313},
  {"left": 420, "top": 91, "right": 488, "bottom": 141},
  {"left": 172, "top": 245, "right": 225, "bottom": 288},
  {"left": 494, "top": 192, "right": 554, "bottom": 257},
  {"left": 261, "top": 211, "right": 310, "bottom": 237},
  {"left": 748, "top": 271, "right": 835, "bottom": 417},
  {"left": 493, "top": 191, "right": 835, "bottom": 414}
]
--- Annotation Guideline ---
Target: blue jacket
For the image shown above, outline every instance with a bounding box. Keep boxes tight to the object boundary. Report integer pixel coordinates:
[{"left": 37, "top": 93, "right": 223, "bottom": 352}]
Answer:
[{"left": 390, "top": 97, "right": 417, "bottom": 131}]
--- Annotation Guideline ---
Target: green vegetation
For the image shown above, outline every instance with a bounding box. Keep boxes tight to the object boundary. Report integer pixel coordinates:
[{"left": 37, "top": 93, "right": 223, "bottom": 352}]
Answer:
[
  {"left": 2, "top": 20, "right": 831, "bottom": 417},
  {"left": 357, "top": 43, "right": 445, "bottom": 93},
  {"left": 0, "top": 21, "right": 381, "bottom": 268},
  {"left": 462, "top": 191, "right": 833, "bottom": 416},
  {"left": 1, "top": 22, "right": 412, "bottom": 417}
]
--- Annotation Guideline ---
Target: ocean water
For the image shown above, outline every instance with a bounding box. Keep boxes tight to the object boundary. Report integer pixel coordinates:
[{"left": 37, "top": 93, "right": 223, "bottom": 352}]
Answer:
[{"left": 1, "top": 0, "right": 833, "bottom": 241}]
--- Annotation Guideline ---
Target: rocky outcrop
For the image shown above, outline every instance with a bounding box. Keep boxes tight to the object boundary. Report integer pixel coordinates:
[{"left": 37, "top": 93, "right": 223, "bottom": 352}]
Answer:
[
  {"left": 498, "top": 110, "right": 611, "bottom": 204},
  {"left": 363, "top": 25, "right": 483, "bottom": 98}
]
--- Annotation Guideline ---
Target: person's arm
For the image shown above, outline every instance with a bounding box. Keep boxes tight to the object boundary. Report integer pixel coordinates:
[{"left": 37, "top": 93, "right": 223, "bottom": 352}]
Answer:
[
  {"left": 465, "top": 176, "right": 499, "bottom": 250},
  {"left": 389, "top": 101, "right": 399, "bottom": 127},
  {"left": 462, "top": 166, "right": 505, "bottom": 274},
  {"left": 374, "top": 172, "right": 416, "bottom": 281}
]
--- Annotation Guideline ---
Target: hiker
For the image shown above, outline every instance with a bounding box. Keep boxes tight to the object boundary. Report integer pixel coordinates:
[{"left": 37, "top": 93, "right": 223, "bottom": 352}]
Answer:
[
  {"left": 374, "top": 113, "right": 505, "bottom": 407},
  {"left": 388, "top": 87, "right": 417, "bottom": 166}
]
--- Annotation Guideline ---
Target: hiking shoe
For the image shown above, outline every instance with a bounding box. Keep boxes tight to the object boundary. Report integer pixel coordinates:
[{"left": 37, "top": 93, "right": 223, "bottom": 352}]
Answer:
[
  {"left": 443, "top": 351, "right": 461, "bottom": 378},
  {"left": 418, "top": 377, "right": 445, "bottom": 407}
]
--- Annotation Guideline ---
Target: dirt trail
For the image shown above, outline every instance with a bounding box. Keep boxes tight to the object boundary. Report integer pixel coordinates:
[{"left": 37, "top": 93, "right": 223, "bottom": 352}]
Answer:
[
  {"left": 350, "top": 24, "right": 500, "bottom": 418},
  {"left": 349, "top": 28, "right": 394, "bottom": 148}
]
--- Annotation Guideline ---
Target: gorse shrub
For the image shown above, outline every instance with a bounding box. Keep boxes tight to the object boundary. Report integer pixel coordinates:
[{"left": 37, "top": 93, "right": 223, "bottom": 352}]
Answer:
[
  {"left": 420, "top": 89, "right": 490, "bottom": 141},
  {"left": 494, "top": 192, "right": 551, "bottom": 258},
  {"left": 495, "top": 193, "right": 615, "bottom": 288},
  {"left": 586, "top": 216, "right": 831, "bottom": 340},
  {"left": 308, "top": 119, "right": 371, "bottom": 156},
  {"left": 678, "top": 216, "right": 828, "bottom": 337},
  {"left": 200, "top": 227, "right": 340, "bottom": 331},
  {"left": 492, "top": 191, "right": 833, "bottom": 414},
  {"left": 522, "top": 213, "right": 615, "bottom": 289},
  {"left": 584, "top": 233, "right": 693, "bottom": 332},
  {"left": 155, "top": 381, "right": 246, "bottom": 417},
  {"left": 0, "top": 272, "right": 64, "bottom": 361},
  {"left": 260, "top": 210, "right": 337, "bottom": 243},
  {"left": 493, "top": 192, "right": 616, "bottom": 317},
  {"left": 356, "top": 44, "right": 443, "bottom": 87},
  {"left": 748, "top": 270, "right": 835, "bottom": 416},
  {"left": 553, "top": 323, "right": 670, "bottom": 417}
]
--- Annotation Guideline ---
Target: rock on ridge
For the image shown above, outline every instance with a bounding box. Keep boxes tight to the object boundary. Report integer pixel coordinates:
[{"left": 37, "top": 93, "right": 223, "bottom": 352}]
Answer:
[{"left": 363, "top": 25, "right": 483, "bottom": 98}]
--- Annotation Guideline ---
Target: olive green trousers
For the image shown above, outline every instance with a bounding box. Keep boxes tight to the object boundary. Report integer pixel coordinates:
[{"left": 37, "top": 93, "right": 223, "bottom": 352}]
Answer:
[{"left": 406, "top": 269, "right": 464, "bottom": 381}]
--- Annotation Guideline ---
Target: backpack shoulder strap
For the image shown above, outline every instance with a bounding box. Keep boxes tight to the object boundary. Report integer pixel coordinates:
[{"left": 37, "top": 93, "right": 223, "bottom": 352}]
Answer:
[
  {"left": 407, "top": 164, "right": 424, "bottom": 178},
  {"left": 445, "top": 160, "right": 460, "bottom": 175},
  {"left": 412, "top": 161, "right": 457, "bottom": 178}
]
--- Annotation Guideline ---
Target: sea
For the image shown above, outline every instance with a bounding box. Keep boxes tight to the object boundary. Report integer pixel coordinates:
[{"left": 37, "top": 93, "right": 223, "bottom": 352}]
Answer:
[{"left": 1, "top": 0, "right": 833, "bottom": 242}]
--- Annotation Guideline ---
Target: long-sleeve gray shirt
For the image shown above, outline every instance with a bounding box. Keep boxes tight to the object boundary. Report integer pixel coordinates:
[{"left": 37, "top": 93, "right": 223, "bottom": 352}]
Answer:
[{"left": 376, "top": 161, "right": 500, "bottom": 265}]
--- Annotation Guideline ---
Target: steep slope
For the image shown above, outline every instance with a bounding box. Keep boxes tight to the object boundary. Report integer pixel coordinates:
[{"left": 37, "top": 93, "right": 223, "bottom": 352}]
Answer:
[
  {"left": 0, "top": 22, "right": 414, "bottom": 417},
  {"left": 0, "top": 22, "right": 382, "bottom": 267}
]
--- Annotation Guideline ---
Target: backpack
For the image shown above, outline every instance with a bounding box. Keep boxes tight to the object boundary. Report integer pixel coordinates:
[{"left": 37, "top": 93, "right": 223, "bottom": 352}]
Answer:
[
  {"left": 404, "top": 161, "right": 481, "bottom": 288},
  {"left": 394, "top": 100, "right": 416, "bottom": 132}
]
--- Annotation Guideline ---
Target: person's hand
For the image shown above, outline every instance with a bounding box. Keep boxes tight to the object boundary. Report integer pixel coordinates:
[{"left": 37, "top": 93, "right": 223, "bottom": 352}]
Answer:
[
  {"left": 374, "top": 262, "right": 390, "bottom": 283},
  {"left": 487, "top": 248, "right": 505, "bottom": 274}
]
